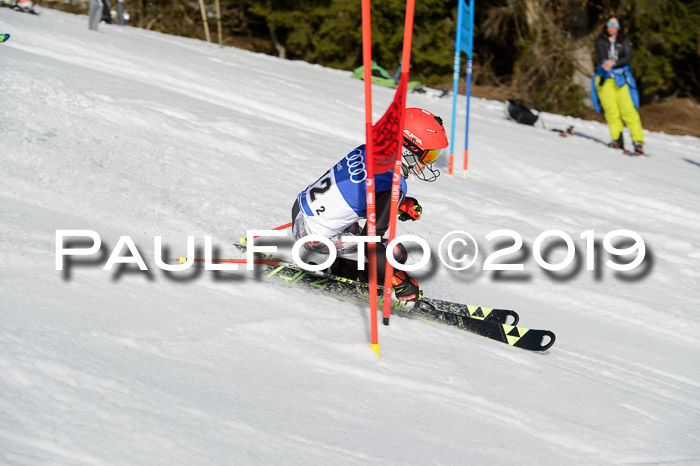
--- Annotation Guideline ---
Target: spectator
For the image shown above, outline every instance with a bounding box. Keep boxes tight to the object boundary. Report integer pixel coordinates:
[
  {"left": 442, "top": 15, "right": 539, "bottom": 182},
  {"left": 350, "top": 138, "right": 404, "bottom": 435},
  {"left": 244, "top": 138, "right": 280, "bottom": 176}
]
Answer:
[{"left": 592, "top": 16, "right": 645, "bottom": 155}]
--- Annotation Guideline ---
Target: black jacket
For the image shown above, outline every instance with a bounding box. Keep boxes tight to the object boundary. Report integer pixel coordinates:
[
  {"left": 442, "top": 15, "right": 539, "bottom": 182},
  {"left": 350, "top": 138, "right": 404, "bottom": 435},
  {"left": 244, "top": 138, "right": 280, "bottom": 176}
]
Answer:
[{"left": 594, "top": 34, "right": 633, "bottom": 69}]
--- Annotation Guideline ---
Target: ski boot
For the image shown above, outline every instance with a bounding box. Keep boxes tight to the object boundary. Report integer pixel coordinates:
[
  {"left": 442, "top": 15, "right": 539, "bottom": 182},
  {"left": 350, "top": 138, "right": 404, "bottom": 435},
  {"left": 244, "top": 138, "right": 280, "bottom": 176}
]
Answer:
[
  {"left": 607, "top": 134, "right": 624, "bottom": 150},
  {"left": 632, "top": 141, "right": 644, "bottom": 156}
]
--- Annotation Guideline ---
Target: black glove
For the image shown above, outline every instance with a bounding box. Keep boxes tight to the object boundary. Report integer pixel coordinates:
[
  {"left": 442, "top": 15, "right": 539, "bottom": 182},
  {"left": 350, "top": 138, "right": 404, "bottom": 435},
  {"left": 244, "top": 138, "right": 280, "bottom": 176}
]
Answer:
[
  {"left": 398, "top": 197, "right": 422, "bottom": 221},
  {"left": 391, "top": 270, "right": 422, "bottom": 303}
]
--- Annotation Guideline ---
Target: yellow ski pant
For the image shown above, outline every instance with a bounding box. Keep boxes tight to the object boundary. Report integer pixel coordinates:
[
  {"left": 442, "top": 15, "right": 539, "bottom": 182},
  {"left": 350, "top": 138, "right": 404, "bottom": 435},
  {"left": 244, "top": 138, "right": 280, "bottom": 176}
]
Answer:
[{"left": 595, "top": 76, "right": 645, "bottom": 143}]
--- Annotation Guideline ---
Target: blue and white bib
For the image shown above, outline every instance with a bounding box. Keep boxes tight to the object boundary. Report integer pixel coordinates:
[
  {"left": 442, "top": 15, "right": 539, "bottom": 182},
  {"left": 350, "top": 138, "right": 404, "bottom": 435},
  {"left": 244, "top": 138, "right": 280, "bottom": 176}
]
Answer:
[{"left": 297, "top": 145, "right": 407, "bottom": 238}]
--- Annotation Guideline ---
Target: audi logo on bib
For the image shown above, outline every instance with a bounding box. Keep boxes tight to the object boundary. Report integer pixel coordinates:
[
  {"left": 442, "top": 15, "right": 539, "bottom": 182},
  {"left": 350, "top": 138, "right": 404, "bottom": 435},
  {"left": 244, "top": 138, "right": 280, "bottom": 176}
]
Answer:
[{"left": 346, "top": 149, "right": 367, "bottom": 183}]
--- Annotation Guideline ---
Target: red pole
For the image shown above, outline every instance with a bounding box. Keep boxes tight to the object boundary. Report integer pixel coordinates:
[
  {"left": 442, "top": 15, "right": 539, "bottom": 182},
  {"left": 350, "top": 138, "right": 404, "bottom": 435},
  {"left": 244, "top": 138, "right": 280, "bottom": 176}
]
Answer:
[
  {"left": 382, "top": 0, "right": 415, "bottom": 325},
  {"left": 362, "top": 0, "right": 380, "bottom": 358},
  {"left": 175, "top": 258, "right": 281, "bottom": 265},
  {"left": 463, "top": 149, "right": 469, "bottom": 176},
  {"left": 242, "top": 223, "right": 292, "bottom": 241}
]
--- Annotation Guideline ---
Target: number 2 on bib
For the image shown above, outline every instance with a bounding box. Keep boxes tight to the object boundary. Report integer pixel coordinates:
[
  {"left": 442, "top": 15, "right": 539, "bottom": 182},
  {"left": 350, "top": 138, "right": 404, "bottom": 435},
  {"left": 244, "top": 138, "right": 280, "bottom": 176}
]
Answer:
[{"left": 309, "top": 170, "right": 333, "bottom": 215}]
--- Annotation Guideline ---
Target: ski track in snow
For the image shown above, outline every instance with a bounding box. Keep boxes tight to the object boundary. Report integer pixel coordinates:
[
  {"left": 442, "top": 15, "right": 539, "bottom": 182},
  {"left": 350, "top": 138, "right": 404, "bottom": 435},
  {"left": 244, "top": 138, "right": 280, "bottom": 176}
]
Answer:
[{"left": 2, "top": 7, "right": 700, "bottom": 465}]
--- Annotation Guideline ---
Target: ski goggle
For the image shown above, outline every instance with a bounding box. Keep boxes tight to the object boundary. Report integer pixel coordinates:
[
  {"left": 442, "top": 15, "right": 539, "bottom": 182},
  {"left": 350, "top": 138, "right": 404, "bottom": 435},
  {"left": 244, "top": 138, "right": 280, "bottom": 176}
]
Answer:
[
  {"left": 606, "top": 22, "right": 620, "bottom": 28},
  {"left": 403, "top": 137, "right": 443, "bottom": 165}
]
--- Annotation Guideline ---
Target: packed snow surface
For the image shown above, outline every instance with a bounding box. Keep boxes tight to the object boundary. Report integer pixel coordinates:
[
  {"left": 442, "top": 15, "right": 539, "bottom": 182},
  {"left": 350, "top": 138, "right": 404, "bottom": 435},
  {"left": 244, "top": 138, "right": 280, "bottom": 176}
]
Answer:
[{"left": 2, "top": 8, "right": 700, "bottom": 465}]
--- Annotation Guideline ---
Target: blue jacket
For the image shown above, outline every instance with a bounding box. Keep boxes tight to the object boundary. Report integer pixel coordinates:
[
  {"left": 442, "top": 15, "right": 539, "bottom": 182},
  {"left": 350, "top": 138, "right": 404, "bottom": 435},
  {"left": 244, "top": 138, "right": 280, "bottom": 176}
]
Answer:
[{"left": 591, "top": 66, "right": 640, "bottom": 113}]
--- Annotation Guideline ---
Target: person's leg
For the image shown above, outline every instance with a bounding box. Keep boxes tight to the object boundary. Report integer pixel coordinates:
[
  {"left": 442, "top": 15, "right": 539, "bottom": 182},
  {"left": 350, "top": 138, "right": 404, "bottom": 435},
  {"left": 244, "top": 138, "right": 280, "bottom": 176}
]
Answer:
[
  {"left": 101, "top": 0, "right": 113, "bottom": 23},
  {"left": 596, "top": 76, "right": 624, "bottom": 144},
  {"left": 343, "top": 240, "right": 408, "bottom": 284},
  {"left": 291, "top": 199, "right": 329, "bottom": 264},
  {"left": 291, "top": 199, "right": 310, "bottom": 242},
  {"left": 329, "top": 223, "right": 362, "bottom": 280},
  {"left": 330, "top": 257, "right": 360, "bottom": 280},
  {"left": 617, "top": 84, "right": 645, "bottom": 144}
]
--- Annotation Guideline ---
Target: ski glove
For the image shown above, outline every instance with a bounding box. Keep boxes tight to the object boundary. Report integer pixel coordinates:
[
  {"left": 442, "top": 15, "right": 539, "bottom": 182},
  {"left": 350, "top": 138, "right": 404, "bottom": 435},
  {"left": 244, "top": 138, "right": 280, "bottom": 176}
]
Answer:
[
  {"left": 398, "top": 197, "right": 422, "bottom": 221},
  {"left": 392, "top": 270, "right": 422, "bottom": 303}
]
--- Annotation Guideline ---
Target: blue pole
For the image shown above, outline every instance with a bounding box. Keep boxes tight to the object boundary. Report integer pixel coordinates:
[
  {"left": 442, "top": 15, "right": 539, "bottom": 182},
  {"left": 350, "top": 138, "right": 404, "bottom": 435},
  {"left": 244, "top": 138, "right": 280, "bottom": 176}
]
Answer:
[{"left": 448, "top": 0, "right": 464, "bottom": 175}]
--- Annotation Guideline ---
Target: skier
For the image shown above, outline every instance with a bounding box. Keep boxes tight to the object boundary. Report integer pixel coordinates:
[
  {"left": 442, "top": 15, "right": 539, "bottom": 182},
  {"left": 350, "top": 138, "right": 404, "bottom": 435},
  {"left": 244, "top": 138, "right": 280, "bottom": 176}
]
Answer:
[
  {"left": 591, "top": 15, "right": 645, "bottom": 155},
  {"left": 291, "top": 108, "right": 449, "bottom": 306}
]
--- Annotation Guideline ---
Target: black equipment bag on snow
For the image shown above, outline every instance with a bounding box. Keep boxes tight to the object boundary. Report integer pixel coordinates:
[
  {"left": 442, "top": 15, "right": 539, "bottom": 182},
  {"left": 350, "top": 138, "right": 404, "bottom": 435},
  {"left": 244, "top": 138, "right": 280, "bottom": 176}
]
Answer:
[{"left": 506, "top": 98, "right": 540, "bottom": 126}]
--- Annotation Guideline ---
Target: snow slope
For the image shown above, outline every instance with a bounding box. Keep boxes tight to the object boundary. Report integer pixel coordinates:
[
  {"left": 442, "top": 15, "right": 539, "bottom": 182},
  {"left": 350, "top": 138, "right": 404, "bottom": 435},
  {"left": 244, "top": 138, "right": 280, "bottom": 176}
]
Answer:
[{"left": 2, "top": 8, "right": 700, "bottom": 465}]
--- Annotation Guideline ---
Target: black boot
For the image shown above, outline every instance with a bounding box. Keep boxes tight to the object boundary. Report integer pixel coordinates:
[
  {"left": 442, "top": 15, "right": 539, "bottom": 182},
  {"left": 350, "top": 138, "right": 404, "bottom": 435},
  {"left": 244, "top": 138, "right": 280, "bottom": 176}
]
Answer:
[
  {"left": 633, "top": 141, "right": 644, "bottom": 155},
  {"left": 607, "top": 134, "right": 624, "bottom": 150}
]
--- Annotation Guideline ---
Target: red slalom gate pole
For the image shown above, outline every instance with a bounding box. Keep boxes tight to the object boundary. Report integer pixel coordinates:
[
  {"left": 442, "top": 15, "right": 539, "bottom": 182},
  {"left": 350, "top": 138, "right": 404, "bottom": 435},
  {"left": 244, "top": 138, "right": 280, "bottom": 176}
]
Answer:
[
  {"left": 362, "top": 0, "right": 380, "bottom": 358},
  {"left": 382, "top": 0, "right": 415, "bottom": 326}
]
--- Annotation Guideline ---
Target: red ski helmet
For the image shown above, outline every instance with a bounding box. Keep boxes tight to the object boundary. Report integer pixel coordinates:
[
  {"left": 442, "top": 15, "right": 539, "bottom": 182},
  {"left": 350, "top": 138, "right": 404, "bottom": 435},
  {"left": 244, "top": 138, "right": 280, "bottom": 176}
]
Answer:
[{"left": 401, "top": 108, "right": 448, "bottom": 181}]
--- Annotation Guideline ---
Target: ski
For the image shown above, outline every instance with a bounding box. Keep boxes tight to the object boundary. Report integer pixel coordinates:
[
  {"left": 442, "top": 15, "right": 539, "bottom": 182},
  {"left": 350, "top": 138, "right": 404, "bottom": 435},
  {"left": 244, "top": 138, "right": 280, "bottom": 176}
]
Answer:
[
  {"left": 228, "top": 239, "right": 519, "bottom": 324},
  {"left": 552, "top": 125, "right": 575, "bottom": 137},
  {"left": 553, "top": 126, "right": 648, "bottom": 156},
  {"left": 623, "top": 150, "right": 648, "bottom": 157},
  {"left": 241, "top": 250, "right": 554, "bottom": 351},
  {"left": 173, "top": 240, "right": 556, "bottom": 351},
  {"left": 181, "top": 253, "right": 520, "bottom": 326},
  {"left": 0, "top": 34, "right": 9, "bottom": 43}
]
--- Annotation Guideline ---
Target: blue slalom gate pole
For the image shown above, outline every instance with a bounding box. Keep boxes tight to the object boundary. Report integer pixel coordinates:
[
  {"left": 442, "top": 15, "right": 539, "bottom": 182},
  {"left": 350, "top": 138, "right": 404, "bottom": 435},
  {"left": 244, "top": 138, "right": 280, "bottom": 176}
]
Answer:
[
  {"left": 448, "top": 0, "right": 474, "bottom": 176},
  {"left": 448, "top": 0, "right": 464, "bottom": 176}
]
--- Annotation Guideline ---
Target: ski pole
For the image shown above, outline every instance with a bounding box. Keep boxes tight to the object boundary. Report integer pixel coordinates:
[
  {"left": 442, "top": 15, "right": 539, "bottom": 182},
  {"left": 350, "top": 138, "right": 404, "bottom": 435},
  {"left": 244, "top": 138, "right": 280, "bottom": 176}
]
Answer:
[
  {"left": 175, "top": 258, "right": 283, "bottom": 265},
  {"left": 248, "top": 222, "right": 292, "bottom": 239},
  {"left": 173, "top": 256, "right": 389, "bottom": 291},
  {"left": 248, "top": 222, "right": 292, "bottom": 236}
]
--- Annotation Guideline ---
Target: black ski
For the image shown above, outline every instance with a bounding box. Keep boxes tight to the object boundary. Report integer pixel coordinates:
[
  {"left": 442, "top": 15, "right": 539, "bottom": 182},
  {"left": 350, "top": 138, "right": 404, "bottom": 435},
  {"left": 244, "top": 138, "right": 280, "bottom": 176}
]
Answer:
[{"left": 198, "top": 241, "right": 556, "bottom": 352}]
